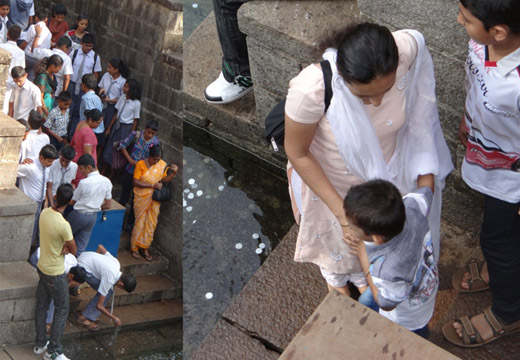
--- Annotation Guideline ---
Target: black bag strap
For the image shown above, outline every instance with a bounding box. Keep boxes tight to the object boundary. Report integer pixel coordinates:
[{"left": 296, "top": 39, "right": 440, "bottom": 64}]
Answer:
[
  {"left": 71, "top": 49, "right": 78, "bottom": 65},
  {"left": 320, "top": 60, "right": 333, "bottom": 112}
]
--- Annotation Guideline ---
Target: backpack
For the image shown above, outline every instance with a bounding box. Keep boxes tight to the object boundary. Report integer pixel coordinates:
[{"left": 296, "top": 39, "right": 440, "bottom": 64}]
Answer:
[
  {"left": 71, "top": 48, "right": 99, "bottom": 74},
  {"left": 264, "top": 60, "right": 333, "bottom": 152}
]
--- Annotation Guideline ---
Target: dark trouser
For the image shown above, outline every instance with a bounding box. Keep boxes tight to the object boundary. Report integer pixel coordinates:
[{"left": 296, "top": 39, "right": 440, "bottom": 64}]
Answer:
[
  {"left": 67, "top": 81, "right": 84, "bottom": 140},
  {"left": 67, "top": 210, "right": 97, "bottom": 256},
  {"left": 480, "top": 195, "right": 520, "bottom": 324},
  {"left": 31, "top": 201, "right": 44, "bottom": 248},
  {"left": 49, "top": 136, "right": 64, "bottom": 153},
  {"left": 35, "top": 270, "right": 69, "bottom": 354},
  {"left": 213, "top": 0, "right": 251, "bottom": 81},
  {"left": 119, "top": 170, "right": 134, "bottom": 207}
]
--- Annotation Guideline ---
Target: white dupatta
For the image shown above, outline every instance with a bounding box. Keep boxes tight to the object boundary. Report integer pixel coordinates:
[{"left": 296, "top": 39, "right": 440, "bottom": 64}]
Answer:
[{"left": 323, "top": 30, "right": 454, "bottom": 261}]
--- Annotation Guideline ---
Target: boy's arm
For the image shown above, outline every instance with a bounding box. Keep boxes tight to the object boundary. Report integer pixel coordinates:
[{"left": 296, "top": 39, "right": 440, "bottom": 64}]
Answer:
[
  {"left": 8, "top": 101, "right": 13, "bottom": 117},
  {"left": 46, "top": 181, "right": 53, "bottom": 207},
  {"left": 63, "top": 74, "right": 70, "bottom": 92},
  {"left": 63, "top": 238, "right": 77, "bottom": 256}
]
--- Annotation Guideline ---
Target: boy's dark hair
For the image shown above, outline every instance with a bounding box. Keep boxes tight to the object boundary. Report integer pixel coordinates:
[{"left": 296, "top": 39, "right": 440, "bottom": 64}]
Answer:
[
  {"left": 81, "top": 33, "right": 94, "bottom": 44},
  {"left": 318, "top": 22, "right": 398, "bottom": 84},
  {"left": 52, "top": 3, "right": 67, "bottom": 16},
  {"left": 56, "top": 36, "right": 72, "bottom": 49},
  {"left": 149, "top": 144, "right": 162, "bottom": 158},
  {"left": 81, "top": 73, "right": 97, "bottom": 90},
  {"left": 126, "top": 79, "right": 142, "bottom": 100},
  {"left": 69, "top": 266, "right": 86, "bottom": 284},
  {"left": 39, "top": 144, "right": 58, "bottom": 160},
  {"left": 28, "top": 110, "right": 44, "bottom": 130},
  {"left": 120, "top": 274, "right": 137, "bottom": 293},
  {"left": 60, "top": 145, "right": 76, "bottom": 160},
  {"left": 35, "top": 8, "right": 48, "bottom": 22},
  {"left": 55, "top": 183, "right": 73, "bottom": 207},
  {"left": 109, "top": 58, "right": 131, "bottom": 79},
  {"left": 84, "top": 108, "right": 102, "bottom": 122},
  {"left": 11, "top": 66, "right": 25, "bottom": 79},
  {"left": 57, "top": 91, "right": 72, "bottom": 102},
  {"left": 460, "top": 0, "right": 520, "bottom": 34},
  {"left": 77, "top": 154, "right": 96, "bottom": 168},
  {"left": 7, "top": 25, "right": 21, "bottom": 41},
  {"left": 17, "top": 119, "right": 29, "bottom": 132},
  {"left": 145, "top": 120, "right": 159, "bottom": 131},
  {"left": 343, "top": 179, "right": 405, "bottom": 242},
  {"left": 0, "top": 0, "right": 10, "bottom": 7}
]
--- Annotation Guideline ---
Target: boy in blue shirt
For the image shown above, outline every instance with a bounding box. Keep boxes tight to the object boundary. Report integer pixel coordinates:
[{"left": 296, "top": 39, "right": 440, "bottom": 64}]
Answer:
[{"left": 442, "top": 0, "right": 520, "bottom": 347}]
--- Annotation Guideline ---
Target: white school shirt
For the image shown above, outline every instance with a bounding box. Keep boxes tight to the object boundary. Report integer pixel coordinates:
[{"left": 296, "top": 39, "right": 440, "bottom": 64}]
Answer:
[
  {"left": 10, "top": 79, "right": 42, "bottom": 120},
  {"left": 98, "top": 73, "right": 126, "bottom": 101},
  {"left": 23, "top": 21, "right": 51, "bottom": 58},
  {"left": 70, "top": 49, "right": 102, "bottom": 83},
  {"left": 77, "top": 251, "right": 122, "bottom": 297},
  {"left": 461, "top": 41, "right": 520, "bottom": 203},
  {"left": 20, "top": 129, "right": 50, "bottom": 161},
  {"left": 72, "top": 170, "right": 112, "bottom": 212},
  {"left": 115, "top": 96, "right": 140, "bottom": 124},
  {"left": 32, "top": 47, "right": 74, "bottom": 95},
  {"left": 0, "top": 40, "right": 26, "bottom": 75},
  {"left": 35, "top": 247, "right": 77, "bottom": 273},
  {"left": 17, "top": 159, "right": 48, "bottom": 203},
  {"left": 48, "top": 158, "right": 78, "bottom": 195},
  {"left": 0, "top": 16, "right": 9, "bottom": 43}
]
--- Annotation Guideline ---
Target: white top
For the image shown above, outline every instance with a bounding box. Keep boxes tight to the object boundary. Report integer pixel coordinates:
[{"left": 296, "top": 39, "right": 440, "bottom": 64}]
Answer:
[
  {"left": 0, "top": 16, "right": 8, "bottom": 43},
  {"left": 17, "top": 159, "right": 48, "bottom": 203},
  {"left": 115, "top": 96, "right": 140, "bottom": 124},
  {"left": 20, "top": 129, "right": 50, "bottom": 161},
  {"left": 23, "top": 21, "right": 52, "bottom": 58},
  {"left": 72, "top": 170, "right": 112, "bottom": 212},
  {"left": 77, "top": 251, "right": 122, "bottom": 297},
  {"left": 98, "top": 73, "right": 126, "bottom": 101},
  {"left": 35, "top": 247, "right": 77, "bottom": 272},
  {"left": 48, "top": 158, "right": 78, "bottom": 195},
  {"left": 461, "top": 40, "right": 520, "bottom": 203},
  {"left": 10, "top": 79, "right": 42, "bottom": 120},
  {"left": 0, "top": 40, "right": 26, "bottom": 78},
  {"left": 71, "top": 49, "right": 102, "bottom": 83},
  {"left": 31, "top": 47, "right": 74, "bottom": 96}
]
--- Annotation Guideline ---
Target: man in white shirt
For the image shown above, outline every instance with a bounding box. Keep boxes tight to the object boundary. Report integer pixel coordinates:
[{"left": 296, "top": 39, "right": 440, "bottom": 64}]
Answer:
[
  {"left": 75, "top": 244, "right": 136, "bottom": 330},
  {"left": 17, "top": 144, "right": 58, "bottom": 247},
  {"left": 0, "top": 24, "right": 25, "bottom": 113},
  {"left": 20, "top": 8, "right": 50, "bottom": 80},
  {"left": 0, "top": 0, "right": 10, "bottom": 43},
  {"left": 46, "top": 145, "right": 77, "bottom": 206},
  {"left": 67, "top": 154, "right": 112, "bottom": 255},
  {"left": 8, "top": 66, "right": 42, "bottom": 120},
  {"left": 19, "top": 110, "right": 49, "bottom": 162},
  {"left": 32, "top": 35, "right": 73, "bottom": 96}
]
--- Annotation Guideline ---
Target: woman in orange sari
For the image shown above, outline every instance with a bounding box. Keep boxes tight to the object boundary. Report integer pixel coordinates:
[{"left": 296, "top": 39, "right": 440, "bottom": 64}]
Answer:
[{"left": 131, "top": 145, "right": 178, "bottom": 261}]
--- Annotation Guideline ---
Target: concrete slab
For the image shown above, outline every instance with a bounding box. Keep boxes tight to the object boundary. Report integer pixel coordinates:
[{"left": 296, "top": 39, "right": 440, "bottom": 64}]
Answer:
[
  {"left": 0, "top": 262, "right": 38, "bottom": 301},
  {"left": 190, "top": 319, "right": 279, "bottom": 360},
  {"left": 280, "top": 290, "right": 459, "bottom": 360},
  {"left": 117, "top": 249, "right": 168, "bottom": 276},
  {"left": 3, "top": 344, "right": 41, "bottom": 360},
  {"left": 0, "top": 188, "right": 37, "bottom": 217},
  {"left": 222, "top": 225, "right": 328, "bottom": 350},
  {"left": 0, "top": 349, "right": 11, "bottom": 360}
]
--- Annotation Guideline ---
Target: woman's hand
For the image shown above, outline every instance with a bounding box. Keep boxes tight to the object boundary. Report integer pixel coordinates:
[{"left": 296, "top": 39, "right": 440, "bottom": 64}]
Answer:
[
  {"left": 129, "top": 158, "right": 137, "bottom": 167},
  {"left": 153, "top": 182, "right": 163, "bottom": 190}
]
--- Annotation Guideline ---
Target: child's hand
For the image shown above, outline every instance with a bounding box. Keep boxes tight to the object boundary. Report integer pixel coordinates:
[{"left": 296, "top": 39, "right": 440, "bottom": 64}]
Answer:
[{"left": 344, "top": 232, "right": 365, "bottom": 256}]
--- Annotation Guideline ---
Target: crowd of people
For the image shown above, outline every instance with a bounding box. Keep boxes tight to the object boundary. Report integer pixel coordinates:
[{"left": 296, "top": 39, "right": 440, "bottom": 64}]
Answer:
[{"left": 5, "top": 1, "right": 178, "bottom": 359}]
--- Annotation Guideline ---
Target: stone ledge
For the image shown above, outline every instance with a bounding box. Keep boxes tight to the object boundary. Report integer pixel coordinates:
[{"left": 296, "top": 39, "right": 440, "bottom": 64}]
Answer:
[
  {"left": 0, "top": 189, "right": 37, "bottom": 217},
  {"left": 0, "top": 262, "right": 38, "bottom": 301}
]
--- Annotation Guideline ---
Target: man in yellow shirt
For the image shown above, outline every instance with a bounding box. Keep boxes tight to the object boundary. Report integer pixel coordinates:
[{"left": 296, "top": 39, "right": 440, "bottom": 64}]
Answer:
[{"left": 34, "top": 183, "right": 77, "bottom": 360}]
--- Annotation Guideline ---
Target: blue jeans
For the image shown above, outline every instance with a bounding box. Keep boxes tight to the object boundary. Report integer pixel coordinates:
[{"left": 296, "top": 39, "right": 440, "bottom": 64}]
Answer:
[
  {"left": 29, "top": 252, "right": 55, "bottom": 324},
  {"left": 82, "top": 271, "right": 113, "bottom": 321},
  {"left": 35, "top": 270, "right": 69, "bottom": 354}
]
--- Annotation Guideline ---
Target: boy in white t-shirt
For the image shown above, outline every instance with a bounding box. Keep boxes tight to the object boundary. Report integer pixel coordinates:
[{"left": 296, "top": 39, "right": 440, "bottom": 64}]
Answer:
[
  {"left": 343, "top": 179, "right": 437, "bottom": 339},
  {"left": 20, "top": 8, "right": 51, "bottom": 80}
]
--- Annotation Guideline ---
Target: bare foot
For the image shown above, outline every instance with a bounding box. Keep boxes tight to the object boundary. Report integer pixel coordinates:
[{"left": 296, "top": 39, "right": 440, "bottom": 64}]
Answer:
[
  {"left": 453, "top": 312, "right": 494, "bottom": 342},
  {"left": 461, "top": 261, "right": 489, "bottom": 290}
]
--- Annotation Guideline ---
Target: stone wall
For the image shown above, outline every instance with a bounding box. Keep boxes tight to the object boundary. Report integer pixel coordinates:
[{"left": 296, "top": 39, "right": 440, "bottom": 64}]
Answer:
[{"left": 38, "top": 0, "right": 184, "bottom": 281}]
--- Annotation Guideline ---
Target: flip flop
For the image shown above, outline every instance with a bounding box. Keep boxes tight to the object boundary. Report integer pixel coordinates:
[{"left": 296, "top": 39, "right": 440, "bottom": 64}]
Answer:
[
  {"left": 75, "top": 316, "right": 100, "bottom": 331},
  {"left": 143, "top": 251, "right": 152, "bottom": 262},
  {"left": 131, "top": 250, "right": 141, "bottom": 260},
  {"left": 451, "top": 258, "right": 489, "bottom": 293},
  {"left": 442, "top": 307, "right": 520, "bottom": 348}
]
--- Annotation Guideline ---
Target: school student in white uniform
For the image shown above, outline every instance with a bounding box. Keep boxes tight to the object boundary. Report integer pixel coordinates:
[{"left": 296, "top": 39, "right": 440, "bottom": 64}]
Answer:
[{"left": 0, "top": 24, "right": 26, "bottom": 113}]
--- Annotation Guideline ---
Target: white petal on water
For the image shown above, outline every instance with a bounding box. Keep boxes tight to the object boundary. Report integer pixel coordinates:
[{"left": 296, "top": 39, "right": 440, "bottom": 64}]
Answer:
[
  {"left": 192, "top": 3, "right": 199, "bottom": 8},
  {"left": 218, "top": 185, "right": 224, "bottom": 191},
  {"left": 203, "top": 157, "right": 211, "bottom": 163},
  {"left": 186, "top": 206, "right": 193, "bottom": 212},
  {"left": 259, "top": 243, "right": 266, "bottom": 249},
  {"left": 255, "top": 248, "right": 263, "bottom": 254},
  {"left": 196, "top": 190, "right": 203, "bottom": 196},
  {"left": 252, "top": 233, "right": 259, "bottom": 240},
  {"left": 205, "top": 195, "right": 212, "bottom": 199},
  {"left": 205, "top": 292, "right": 213, "bottom": 299},
  {"left": 183, "top": 189, "right": 190, "bottom": 193},
  {"left": 193, "top": 220, "right": 197, "bottom": 224},
  {"left": 188, "top": 178, "right": 195, "bottom": 185},
  {"left": 191, "top": 183, "right": 198, "bottom": 189},
  {"left": 187, "top": 193, "right": 194, "bottom": 199},
  {"left": 227, "top": 175, "right": 234, "bottom": 181},
  {"left": 183, "top": 200, "right": 187, "bottom": 207},
  {"left": 235, "top": 243, "right": 243, "bottom": 250}
]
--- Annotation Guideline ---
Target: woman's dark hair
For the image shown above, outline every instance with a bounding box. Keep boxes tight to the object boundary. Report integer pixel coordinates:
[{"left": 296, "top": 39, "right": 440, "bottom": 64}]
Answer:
[
  {"left": 34, "top": 55, "right": 64, "bottom": 76},
  {"left": 145, "top": 120, "right": 159, "bottom": 132},
  {"left": 73, "top": 13, "right": 89, "bottom": 28},
  {"left": 56, "top": 183, "right": 74, "bottom": 207},
  {"left": 343, "top": 179, "right": 405, "bottom": 242},
  {"left": 84, "top": 108, "right": 103, "bottom": 122},
  {"left": 69, "top": 266, "right": 86, "bottom": 284},
  {"left": 109, "top": 58, "right": 131, "bottom": 79},
  {"left": 149, "top": 144, "right": 162, "bottom": 158},
  {"left": 125, "top": 79, "right": 142, "bottom": 100},
  {"left": 52, "top": 4, "right": 67, "bottom": 16},
  {"left": 318, "top": 23, "right": 399, "bottom": 84},
  {"left": 460, "top": 0, "right": 520, "bottom": 34}
]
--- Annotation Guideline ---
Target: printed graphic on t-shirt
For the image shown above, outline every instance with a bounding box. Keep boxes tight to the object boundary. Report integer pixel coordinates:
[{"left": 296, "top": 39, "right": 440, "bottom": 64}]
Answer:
[{"left": 407, "top": 234, "right": 437, "bottom": 308}]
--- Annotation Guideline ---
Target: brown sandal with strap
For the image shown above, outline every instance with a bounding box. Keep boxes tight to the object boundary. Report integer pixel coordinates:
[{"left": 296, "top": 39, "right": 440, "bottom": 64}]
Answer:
[
  {"left": 451, "top": 258, "right": 489, "bottom": 293},
  {"left": 442, "top": 306, "right": 520, "bottom": 348}
]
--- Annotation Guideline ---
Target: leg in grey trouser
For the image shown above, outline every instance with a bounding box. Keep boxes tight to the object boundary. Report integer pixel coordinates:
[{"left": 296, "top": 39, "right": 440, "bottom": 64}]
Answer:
[
  {"left": 66, "top": 210, "right": 97, "bottom": 256},
  {"left": 81, "top": 271, "right": 113, "bottom": 321}
]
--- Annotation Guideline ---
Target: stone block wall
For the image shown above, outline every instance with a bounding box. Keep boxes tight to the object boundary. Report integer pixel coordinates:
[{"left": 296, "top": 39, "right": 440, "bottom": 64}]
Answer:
[{"left": 38, "top": 0, "right": 183, "bottom": 282}]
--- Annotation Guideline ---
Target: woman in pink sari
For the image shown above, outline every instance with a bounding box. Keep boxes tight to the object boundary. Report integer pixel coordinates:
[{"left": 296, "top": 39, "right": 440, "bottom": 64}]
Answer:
[{"left": 70, "top": 109, "right": 102, "bottom": 186}]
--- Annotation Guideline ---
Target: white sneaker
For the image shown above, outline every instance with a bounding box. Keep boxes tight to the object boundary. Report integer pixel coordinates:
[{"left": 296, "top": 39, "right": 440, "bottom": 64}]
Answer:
[
  {"left": 44, "top": 352, "right": 71, "bottom": 360},
  {"left": 204, "top": 72, "right": 253, "bottom": 105},
  {"left": 33, "top": 341, "right": 49, "bottom": 355}
]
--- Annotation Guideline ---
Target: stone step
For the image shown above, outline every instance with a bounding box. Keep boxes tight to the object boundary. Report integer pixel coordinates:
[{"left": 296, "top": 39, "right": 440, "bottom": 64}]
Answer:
[
  {"left": 70, "top": 274, "right": 181, "bottom": 313},
  {"left": 118, "top": 248, "right": 169, "bottom": 276}
]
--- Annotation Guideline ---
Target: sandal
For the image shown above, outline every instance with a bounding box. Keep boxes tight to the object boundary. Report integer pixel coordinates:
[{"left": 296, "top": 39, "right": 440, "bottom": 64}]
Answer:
[
  {"left": 75, "top": 315, "right": 100, "bottom": 331},
  {"left": 131, "top": 250, "right": 140, "bottom": 260},
  {"left": 442, "top": 306, "right": 520, "bottom": 347},
  {"left": 143, "top": 250, "right": 152, "bottom": 262},
  {"left": 451, "top": 258, "right": 489, "bottom": 293}
]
